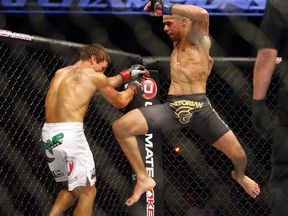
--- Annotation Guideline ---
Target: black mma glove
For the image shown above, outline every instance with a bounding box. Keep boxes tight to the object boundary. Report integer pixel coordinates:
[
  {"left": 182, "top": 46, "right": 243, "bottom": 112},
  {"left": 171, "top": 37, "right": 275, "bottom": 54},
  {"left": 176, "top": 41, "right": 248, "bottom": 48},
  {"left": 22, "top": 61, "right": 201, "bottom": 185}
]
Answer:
[
  {"left": 251, "top": 99, "right": 271, "bottom": 140},
  {"left": 120, "top": 64, "right": 146, "bottom": 83},
  {"left": 125, "top": 80, "right": 143, "bottom": 96},
  {"left": 150, "top": 0, "right": 173, "bottom": 14}
]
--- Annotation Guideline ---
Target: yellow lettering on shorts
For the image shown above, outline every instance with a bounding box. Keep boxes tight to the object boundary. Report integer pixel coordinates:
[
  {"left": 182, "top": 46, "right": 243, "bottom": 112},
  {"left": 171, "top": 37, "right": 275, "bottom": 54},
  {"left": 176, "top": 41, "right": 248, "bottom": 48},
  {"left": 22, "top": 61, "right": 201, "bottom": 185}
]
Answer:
[
  {"left": 170, "top": 100, "right": 203, "bottom": 124},
  {"left": 170, "top": 100, "right": 203, "bottom": 108}
]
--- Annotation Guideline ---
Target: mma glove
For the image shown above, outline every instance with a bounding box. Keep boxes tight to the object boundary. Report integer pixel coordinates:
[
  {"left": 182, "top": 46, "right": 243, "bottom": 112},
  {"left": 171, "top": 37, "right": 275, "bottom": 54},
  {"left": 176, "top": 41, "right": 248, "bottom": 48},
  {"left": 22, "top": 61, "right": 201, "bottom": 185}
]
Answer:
[
  {"left": 150, "top": 0, "right": 173, "bottom": 14},
  {"left": 125, "top": 80, "right": 143, "bottom": 96},
  {"left": 120, "top": 64, "right": 146, "bottom": 83},
  {"left": 251, "top": 99, "right": 271, "bottom": 140}
]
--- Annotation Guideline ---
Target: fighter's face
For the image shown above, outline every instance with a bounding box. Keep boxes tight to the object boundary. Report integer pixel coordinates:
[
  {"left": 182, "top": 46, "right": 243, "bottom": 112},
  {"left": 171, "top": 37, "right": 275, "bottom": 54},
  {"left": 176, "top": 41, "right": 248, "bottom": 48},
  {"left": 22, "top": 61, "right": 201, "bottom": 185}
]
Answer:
[
  {"left": 163, "top": 15, "right": 182, "bottom": 42},
  {"left": 92, "top": 59, "right": 108, "bottom": 73}
]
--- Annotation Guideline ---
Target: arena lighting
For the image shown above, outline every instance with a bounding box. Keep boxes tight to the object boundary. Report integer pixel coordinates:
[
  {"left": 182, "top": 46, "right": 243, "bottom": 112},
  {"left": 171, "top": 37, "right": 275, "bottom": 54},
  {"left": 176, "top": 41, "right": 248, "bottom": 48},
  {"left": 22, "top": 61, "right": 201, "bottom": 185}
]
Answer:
[
  {"left": 174, "top": 146, "right": 181, "bottom": 155},
  {"left": 0, "top": 0, "right": 266, "bottom": 16}
]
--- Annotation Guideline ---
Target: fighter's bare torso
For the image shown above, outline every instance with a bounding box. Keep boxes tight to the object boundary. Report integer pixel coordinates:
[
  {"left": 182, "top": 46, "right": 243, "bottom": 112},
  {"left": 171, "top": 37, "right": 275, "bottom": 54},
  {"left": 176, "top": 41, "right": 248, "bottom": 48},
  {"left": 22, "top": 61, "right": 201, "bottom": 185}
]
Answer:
[
  {"left": 163, "top": 11, "right": 213, "bottom": 95},
  {"left": 169, "top": 36, "right": 213, "bottom": 95}
]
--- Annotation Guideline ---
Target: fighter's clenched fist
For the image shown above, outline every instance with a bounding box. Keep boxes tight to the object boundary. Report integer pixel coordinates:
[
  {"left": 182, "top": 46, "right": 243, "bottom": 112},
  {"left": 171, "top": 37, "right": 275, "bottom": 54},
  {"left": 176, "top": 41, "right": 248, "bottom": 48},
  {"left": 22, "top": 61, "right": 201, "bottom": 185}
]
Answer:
[{"left": 120, "top": 64, "right": 149, "bottom": 83}]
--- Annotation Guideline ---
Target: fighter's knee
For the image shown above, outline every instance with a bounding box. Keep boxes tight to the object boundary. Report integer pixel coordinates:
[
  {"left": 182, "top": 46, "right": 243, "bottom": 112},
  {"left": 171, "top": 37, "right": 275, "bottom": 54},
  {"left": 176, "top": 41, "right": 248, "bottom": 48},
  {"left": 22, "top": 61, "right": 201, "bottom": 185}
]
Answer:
[
  {"left": 113, "top": 118, "right": 129, "bottom": 134},
  {"left": 112, "top": 119, "right": 122, "bottom": 135},
  {"left": 91, "top": 185, "right": 97, "bottom": 198},
  {"left": 82, "top": 184, "right": 97, "bottom": 198}
]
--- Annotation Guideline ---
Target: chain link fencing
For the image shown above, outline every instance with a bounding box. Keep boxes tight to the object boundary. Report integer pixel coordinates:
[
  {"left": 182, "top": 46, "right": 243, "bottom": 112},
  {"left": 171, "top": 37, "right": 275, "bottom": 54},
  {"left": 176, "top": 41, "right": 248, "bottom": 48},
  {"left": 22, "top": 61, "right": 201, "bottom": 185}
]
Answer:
[{"left": 0, "top": 32, "right": 278, "bottom": 215}]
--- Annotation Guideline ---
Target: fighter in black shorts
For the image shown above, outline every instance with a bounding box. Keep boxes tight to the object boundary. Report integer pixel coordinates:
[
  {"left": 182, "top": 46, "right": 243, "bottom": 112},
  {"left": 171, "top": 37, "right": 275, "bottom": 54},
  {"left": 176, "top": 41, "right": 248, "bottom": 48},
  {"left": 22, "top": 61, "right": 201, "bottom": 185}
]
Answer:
[
  {"left": 113, "top": 2, "right": 260, "bottom": 206},
  {"left": 139, "top": 94, "right": 230, "bottom": 145}
]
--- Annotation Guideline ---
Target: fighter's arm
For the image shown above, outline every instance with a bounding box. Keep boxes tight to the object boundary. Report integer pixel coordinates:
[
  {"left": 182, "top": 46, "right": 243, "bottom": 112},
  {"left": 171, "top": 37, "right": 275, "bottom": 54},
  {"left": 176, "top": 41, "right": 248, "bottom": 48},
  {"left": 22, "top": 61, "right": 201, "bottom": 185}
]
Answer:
[
  {"left": 253, "top": 48, "right": 277, "bottom": 100},
  {"left": 107, "top": 74, "right": 124, "bottom": 89},
  {"left": 251, "top": 48, "right": 277, "bottom": 139},
  {"left": 92, "top": 72, "right": 137, "bottom": 109},
  {"left": 253, "top": 1, "right": 282, "bottom": 100},
  {"left": 168, "top": 4, "right": 209, "bottom": 33},
  {"left": 144, "top": 2, "right": 209, "bottom": 33}
]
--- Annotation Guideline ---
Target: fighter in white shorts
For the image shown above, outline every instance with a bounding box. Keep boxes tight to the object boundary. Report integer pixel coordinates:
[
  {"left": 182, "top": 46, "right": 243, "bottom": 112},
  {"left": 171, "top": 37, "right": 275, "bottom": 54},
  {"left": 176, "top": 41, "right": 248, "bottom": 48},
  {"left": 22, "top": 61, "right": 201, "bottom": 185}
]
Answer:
[
  {"left": 42, "top": 122, "right": 96, "bottom": 191},
  {"left": 41, "top": 43, "right": 147, "bottom": 215}
]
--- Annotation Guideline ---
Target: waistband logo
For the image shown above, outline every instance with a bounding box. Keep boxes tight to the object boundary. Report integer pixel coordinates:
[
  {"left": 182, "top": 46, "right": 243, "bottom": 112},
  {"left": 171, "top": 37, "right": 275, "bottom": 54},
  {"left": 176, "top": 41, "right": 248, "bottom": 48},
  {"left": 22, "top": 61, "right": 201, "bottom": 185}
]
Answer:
[
  {"left": 43, "top": 132, "right": 64, "bottom": 163},
  {"left": 43, "top": 132, "right": 64, "bottom": 150},
  {"left": 170, "top": 100, "right": 203, "bottom": 108},
  {"left": 170, "top": 100, "right": 204, "bottom": 124}
]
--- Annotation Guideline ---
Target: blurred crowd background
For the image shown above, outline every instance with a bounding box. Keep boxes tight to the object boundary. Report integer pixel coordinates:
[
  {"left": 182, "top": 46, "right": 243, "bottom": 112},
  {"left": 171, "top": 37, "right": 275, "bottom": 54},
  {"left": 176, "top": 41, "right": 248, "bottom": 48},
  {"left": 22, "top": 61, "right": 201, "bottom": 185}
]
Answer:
[{"left": 1, "top": 13, "right": 262, "bottom": 58}]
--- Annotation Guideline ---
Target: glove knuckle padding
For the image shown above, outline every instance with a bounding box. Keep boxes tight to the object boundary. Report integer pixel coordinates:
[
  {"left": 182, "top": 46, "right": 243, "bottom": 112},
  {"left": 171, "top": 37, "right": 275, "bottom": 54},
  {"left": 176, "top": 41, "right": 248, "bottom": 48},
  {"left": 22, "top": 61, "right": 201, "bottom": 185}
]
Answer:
[
  {"left": 150, "top": 0, "right": 172, "bottom": 14},
  {"left": 130, "top": 64, "right": 144, "bottom": 79},
  {"left": 150, "top": 0, "right": 162, "bottom": 10},
  {"left": 121, "top": 64, "right": 145, "bottom": 83},
  {"left": 127, "top": 80, "right": 143, "bottom": 95}
]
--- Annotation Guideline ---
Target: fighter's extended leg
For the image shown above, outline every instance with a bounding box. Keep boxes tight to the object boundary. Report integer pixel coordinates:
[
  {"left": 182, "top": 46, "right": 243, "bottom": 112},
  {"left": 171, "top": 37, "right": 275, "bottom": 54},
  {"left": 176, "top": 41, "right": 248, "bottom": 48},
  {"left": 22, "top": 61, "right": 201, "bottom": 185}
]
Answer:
[
  {"left": 213, "top": 131, "right": 260, "bottom": 198},
  {"left": 112, "top": 109, "right": 156, "bottom": 206}
]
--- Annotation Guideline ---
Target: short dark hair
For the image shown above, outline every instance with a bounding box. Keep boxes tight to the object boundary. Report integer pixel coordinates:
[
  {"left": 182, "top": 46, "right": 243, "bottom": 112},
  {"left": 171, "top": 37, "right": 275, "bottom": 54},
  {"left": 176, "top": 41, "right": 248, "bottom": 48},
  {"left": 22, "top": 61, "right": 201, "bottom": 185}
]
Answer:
[{"left": 78, "top": 43, "right": 110, "bottom": 64}]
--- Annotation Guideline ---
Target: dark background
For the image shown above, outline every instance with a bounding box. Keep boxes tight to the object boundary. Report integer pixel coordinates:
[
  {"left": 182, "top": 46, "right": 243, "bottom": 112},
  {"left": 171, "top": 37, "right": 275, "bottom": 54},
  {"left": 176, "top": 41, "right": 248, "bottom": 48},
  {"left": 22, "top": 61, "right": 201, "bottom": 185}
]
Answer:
[
  {"left": 1, "top": 13, "right": 262, "bottom": 57},
  {"left": 0, "top": 10, "right": 272, "bottom": 216}
]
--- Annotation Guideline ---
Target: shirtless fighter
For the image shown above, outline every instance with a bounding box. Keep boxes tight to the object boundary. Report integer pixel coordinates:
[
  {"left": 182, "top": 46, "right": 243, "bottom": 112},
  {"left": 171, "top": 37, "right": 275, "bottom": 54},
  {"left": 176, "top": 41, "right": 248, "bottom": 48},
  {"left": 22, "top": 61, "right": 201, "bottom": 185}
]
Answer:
[
  {"left": 112, "top": 2, "right": 260, "bottom": 206},
  {"left": 41, "top": 43, "right": 148, "bottom": 216}
]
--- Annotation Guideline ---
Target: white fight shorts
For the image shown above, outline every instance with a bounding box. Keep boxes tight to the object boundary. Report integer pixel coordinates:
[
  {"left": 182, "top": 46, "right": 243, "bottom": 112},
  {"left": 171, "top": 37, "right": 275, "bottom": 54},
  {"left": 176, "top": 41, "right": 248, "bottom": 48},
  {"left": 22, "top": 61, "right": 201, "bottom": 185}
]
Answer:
[{"left": 41, "top": 122, "right": 96, "bottom": 191}]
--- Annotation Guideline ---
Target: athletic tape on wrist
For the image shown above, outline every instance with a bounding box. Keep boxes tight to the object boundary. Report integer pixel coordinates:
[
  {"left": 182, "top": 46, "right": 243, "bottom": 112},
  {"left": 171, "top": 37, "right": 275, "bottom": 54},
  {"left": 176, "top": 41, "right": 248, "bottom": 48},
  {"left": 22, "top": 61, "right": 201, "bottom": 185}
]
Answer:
[
  {"left": 127, "top": 85, "right": 138, "bottom": 95},
  {"left": 162, "top": 2, "right": 173, "bottom": 15},
  {"left": 120, "top": 70, "right": 130, "bottom": 82}
]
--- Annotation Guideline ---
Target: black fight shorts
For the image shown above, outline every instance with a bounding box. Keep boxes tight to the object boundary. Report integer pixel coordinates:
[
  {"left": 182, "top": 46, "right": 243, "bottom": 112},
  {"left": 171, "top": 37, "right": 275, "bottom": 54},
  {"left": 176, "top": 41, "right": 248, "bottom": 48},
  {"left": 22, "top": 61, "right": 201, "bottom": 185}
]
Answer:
[{"left": 138, "top": 94, "right": 230, "bottom": 145}]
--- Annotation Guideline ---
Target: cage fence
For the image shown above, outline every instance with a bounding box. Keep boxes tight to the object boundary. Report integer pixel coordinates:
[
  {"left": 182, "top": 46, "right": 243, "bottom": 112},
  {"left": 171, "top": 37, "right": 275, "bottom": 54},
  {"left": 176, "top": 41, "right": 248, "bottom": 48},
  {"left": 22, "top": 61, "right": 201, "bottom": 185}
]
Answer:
[{"left": 0, "top": 33, "right": 277, "bottom": 216}]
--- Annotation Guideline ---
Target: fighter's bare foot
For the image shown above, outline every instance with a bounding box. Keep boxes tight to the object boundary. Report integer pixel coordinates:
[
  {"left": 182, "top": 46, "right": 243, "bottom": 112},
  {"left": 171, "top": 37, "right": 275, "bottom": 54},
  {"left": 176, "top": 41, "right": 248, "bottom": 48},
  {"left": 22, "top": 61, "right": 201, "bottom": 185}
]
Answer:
[
  {"left": 232, "top": 171, "right": 261, "bottom": 198},
  {"left": 125, "top": 177, "right": 156, "bottom": 206}
]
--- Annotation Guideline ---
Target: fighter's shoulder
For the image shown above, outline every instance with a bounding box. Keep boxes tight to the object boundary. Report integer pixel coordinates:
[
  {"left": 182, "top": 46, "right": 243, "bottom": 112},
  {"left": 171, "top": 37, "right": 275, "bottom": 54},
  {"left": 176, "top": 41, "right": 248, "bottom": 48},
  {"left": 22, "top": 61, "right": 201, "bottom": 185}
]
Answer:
[
  {"left": 77, "top": 66, "right": 102, "bottom": 77},
  {"left": 84, "top": 68, "right": 108, "bottom": 85}
]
